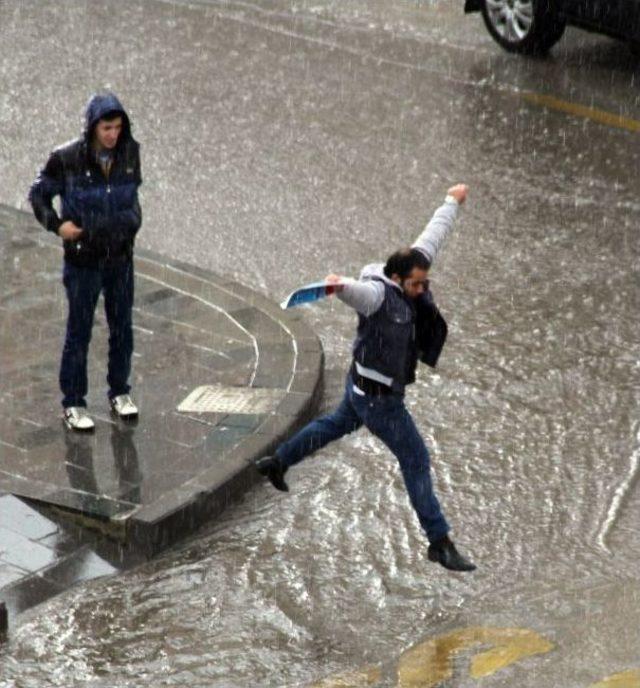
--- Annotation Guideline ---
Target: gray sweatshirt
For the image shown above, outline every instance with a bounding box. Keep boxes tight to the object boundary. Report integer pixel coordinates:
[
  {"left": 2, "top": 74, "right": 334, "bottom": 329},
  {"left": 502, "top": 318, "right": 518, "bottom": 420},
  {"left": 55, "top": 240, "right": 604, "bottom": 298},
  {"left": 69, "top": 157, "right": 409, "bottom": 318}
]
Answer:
[{"left": 337, "top": 197, "right": 460, "bottom": 316}]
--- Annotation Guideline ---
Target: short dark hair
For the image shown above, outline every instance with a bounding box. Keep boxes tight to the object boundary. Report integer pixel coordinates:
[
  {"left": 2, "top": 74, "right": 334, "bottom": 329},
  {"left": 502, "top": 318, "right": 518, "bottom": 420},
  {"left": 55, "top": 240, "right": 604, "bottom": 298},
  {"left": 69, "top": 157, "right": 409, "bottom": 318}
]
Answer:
[{"left": 383, "top": 248, "right": 430, "bottom": 279}]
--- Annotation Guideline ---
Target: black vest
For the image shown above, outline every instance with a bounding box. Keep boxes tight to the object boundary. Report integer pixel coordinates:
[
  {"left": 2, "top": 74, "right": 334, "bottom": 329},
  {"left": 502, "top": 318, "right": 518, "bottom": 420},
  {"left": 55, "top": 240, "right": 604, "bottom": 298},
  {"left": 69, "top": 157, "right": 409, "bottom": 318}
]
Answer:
[{"left": 352, "top": 279, "right": 448, "bottom": 394}]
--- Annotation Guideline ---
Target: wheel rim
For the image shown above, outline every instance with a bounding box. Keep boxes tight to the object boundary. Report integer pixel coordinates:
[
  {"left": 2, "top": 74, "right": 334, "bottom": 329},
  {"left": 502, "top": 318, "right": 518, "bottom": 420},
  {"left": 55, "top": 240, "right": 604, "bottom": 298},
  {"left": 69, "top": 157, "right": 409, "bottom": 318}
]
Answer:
[{"left": 486, "top": 0, "right": 534, "bottom": 43}]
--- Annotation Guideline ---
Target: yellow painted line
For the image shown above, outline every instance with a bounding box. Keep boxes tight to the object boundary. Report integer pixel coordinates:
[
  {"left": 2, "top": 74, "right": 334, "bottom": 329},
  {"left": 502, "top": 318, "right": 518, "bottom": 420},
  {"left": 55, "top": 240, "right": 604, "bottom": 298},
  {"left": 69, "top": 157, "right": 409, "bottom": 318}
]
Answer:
[
  {"left": 397, "top": 626, "right": 554, "bottom": 687},
  {"left": 590, "top": 669, "right": 640, "bottom": 688},
  {"left": 522, "top": 92, "right": 640, "bottom": 133}
]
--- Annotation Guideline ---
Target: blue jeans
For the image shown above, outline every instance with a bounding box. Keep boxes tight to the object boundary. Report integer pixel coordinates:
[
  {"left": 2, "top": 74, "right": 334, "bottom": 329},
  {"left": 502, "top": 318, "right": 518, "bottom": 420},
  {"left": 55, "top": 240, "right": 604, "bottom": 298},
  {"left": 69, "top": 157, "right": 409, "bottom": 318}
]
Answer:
[
  {"left": 60, "top": 260, "right": 134, "bottom": 408},
  {"left": 277, "top": 378, "right": 450, "bottom": 543}
]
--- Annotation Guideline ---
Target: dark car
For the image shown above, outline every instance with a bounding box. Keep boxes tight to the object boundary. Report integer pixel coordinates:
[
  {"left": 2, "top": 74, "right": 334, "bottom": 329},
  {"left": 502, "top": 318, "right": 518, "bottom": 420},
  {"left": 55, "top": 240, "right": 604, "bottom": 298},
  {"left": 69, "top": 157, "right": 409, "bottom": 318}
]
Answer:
[{"left": 464, "top": 0, "right": 640, "bottom": 54}]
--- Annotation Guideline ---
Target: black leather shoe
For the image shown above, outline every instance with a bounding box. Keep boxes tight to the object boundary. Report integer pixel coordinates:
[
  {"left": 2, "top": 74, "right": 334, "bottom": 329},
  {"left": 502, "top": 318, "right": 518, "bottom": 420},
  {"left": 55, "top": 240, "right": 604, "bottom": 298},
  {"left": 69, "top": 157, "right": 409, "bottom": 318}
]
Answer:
[
  {"left": 428, "top": 536, "right": 476, "bottom": 572},
  {"left": 255, "top": 455, "right": 289, "bottom": 492}
]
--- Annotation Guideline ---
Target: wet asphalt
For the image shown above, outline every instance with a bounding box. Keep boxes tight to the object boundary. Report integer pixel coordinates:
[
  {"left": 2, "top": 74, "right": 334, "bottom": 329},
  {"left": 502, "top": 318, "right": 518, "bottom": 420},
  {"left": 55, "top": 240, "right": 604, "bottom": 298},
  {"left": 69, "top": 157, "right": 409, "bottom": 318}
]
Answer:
[{"left": 0, "top": 1, "right": 639, "bottom": 686}]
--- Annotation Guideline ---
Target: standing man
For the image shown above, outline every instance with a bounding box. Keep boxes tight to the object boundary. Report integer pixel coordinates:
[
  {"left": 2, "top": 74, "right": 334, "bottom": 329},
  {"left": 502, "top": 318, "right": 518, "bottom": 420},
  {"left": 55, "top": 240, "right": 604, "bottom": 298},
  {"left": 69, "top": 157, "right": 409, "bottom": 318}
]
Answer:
[
  {"left": 257, "top": 184, "right": 476, "bottom": 572},
  {"left": 29, "top": 92, "right": 142, "bottom": 431}
]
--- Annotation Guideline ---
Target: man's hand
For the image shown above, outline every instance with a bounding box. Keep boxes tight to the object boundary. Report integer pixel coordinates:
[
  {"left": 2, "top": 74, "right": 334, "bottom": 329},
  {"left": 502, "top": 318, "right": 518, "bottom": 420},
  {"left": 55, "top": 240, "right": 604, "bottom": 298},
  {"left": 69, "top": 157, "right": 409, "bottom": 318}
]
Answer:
[
  {"left": 58, "top": 221, "right": 83, "bottom": 241},
  {"left": 447, "top": 184, "right": 468, "bottom": 205},
  {"left": 325, "top": 273, "right": 345, "bottom": 294}
]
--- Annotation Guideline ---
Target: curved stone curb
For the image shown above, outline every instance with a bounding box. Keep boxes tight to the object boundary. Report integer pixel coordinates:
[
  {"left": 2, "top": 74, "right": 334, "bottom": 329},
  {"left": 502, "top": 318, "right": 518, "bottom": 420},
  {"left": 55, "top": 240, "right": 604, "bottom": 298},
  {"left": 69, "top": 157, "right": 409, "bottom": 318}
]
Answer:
[
  {"left": 128, "top": 249, "right": 325, "bottom": 554},
  {"left": 0, "top": 204, "right": 324, "bottom": 556}
]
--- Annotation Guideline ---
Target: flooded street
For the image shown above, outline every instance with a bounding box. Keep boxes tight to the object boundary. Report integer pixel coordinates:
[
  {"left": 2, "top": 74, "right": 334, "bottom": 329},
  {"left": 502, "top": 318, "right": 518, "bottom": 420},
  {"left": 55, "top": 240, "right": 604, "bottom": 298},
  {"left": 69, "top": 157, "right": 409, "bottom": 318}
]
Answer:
[{"left": 1, "top": 0, "right": 639, "bottom": 685}]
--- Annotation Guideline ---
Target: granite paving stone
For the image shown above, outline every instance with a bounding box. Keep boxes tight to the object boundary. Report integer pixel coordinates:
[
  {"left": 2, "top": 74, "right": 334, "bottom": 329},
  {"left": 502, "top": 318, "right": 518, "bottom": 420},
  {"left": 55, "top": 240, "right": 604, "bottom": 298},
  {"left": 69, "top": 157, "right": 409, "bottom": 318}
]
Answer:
[
  {"left": 0, "top": 496, "right": 59, "bottom": 540},
  {"left": 0, "top": 205, "right": 324, "bottom": 624},
  {"left": 0, "top": 472, "right": 59, "bottom": 503},
  {"left": 253, "top": 415, "right": 299, "bottom": 445},
  {"left": 275, "top": 392, "right": 314, "bottom": 418},
  {"left": 41, "top": 547, "right": 118, "bottom": 588},
  {"left": 250, "top": 371, "right": 294, "bottom": 389},
  {"left": 219, "top": 413, "right": 266, "bottom": 431},
  {"left": 230, "top": 308, "right": 292, "bottom": 342},
  {"left": 289, "top": 370, "right": 322, "bottom": 394},
  {"left": 175, "top": 411, "right": 229, "bottom": 428},
  {"left": 0, "top": 526, "right": 59, "bottom": 572},
  {"left": 198, "top": 425, "right": 250, "bottom": 458},
  {"left": 41, "top": 490, "right": 139, "bottom": 521},
  {"left": 0, "top": 564, "right": 28, "bottom": 589}
]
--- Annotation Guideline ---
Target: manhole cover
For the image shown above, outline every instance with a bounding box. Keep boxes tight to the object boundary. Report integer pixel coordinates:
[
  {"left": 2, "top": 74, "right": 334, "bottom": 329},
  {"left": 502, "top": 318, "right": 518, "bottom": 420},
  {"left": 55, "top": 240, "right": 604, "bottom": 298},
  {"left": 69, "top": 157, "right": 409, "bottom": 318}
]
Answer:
[{"left": 177, "top": 386, "right": 287, "bottom": 414}]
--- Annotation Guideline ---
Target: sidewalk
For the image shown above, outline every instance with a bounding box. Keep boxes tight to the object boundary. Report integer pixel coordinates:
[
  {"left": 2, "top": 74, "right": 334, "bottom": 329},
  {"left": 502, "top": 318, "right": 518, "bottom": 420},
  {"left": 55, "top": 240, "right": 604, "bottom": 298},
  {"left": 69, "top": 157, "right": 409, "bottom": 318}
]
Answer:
[{"left": 0, "top": 204, "right": 323, "bottom": 625}]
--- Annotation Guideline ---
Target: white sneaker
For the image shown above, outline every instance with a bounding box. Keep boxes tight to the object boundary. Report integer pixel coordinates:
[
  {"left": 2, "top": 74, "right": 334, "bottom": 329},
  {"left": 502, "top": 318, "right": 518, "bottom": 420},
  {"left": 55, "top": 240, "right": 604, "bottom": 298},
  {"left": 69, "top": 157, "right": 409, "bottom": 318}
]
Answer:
[
  {"left": 63, "top": 407, "right": 95, "bottom": 432},
  {"left": 110, "top": 394, "right": 139, "bottom": 419}
]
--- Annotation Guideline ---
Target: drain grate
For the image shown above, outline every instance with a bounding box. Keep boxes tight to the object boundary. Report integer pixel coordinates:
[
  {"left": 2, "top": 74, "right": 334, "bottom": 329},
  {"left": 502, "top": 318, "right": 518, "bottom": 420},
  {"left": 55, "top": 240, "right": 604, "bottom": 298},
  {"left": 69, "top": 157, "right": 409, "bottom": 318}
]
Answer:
[{"left": 177, "top": 385, "right": 287, "bottom": 414}]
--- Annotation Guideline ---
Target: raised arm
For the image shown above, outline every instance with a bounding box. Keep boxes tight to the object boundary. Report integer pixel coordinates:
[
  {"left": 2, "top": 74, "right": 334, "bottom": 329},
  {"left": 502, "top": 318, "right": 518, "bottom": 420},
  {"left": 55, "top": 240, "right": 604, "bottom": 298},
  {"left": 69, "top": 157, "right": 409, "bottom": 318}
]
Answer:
[
  {"left": 412, "top": 184, "right": 468, "bottom": 265},
  {"left": 327, "top": 272, "right": 386, "bottom": 317}
]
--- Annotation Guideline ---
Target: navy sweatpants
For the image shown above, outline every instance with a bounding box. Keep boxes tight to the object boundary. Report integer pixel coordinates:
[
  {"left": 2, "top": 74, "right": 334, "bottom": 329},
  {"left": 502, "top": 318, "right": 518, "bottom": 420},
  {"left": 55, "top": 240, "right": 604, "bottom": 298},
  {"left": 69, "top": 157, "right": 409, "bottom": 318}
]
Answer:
[{"left": 59, "top": 259, "right": 134, "bottom": 408}]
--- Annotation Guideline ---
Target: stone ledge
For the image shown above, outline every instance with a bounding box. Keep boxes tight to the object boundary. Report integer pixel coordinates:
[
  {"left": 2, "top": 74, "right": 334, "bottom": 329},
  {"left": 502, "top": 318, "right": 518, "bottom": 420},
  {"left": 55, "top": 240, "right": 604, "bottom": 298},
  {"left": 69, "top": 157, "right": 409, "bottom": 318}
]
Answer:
[{"left": 0, "top": 203, "right": 325, "bottom": 596}]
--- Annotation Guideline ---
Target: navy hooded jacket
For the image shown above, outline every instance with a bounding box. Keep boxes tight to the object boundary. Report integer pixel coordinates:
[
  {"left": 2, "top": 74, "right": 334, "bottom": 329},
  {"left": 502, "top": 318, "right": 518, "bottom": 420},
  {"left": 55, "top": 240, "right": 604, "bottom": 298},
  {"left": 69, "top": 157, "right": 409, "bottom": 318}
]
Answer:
[{"left": 29, "top": 92, "right": 142, "bottom": 267}]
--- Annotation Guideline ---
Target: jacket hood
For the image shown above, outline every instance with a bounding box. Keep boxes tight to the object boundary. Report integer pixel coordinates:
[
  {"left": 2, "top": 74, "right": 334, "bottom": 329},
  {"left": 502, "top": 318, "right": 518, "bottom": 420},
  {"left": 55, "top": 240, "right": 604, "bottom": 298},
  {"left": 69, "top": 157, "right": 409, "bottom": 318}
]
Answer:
[
  {"left": 84, "top": 92, "right": 132, "bottom": 143},
  {"left": 359, "top": 263, "right": 402, "bottom": 290}
]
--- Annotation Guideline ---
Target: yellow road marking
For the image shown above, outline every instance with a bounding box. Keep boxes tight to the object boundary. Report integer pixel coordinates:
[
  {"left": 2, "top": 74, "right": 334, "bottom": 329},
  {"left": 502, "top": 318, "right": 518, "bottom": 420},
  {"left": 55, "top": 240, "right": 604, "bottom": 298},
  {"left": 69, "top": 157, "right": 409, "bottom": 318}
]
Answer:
[
  {"left": 396, "top": 626, "right": 554, "bottom": 687},
  {"left": 522, "top": 92, "right": 640, "bottom": 133},
  {"left": 590, "top": 669, "right": 640, "bottom": 688}
]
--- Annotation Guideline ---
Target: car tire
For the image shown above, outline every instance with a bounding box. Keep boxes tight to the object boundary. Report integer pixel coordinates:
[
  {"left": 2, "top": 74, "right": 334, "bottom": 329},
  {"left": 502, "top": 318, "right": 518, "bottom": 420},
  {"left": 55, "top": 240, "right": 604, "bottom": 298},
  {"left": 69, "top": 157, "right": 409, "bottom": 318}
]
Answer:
[{"left": 481, "top": 0, "right": 566, "bottom": 54}]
